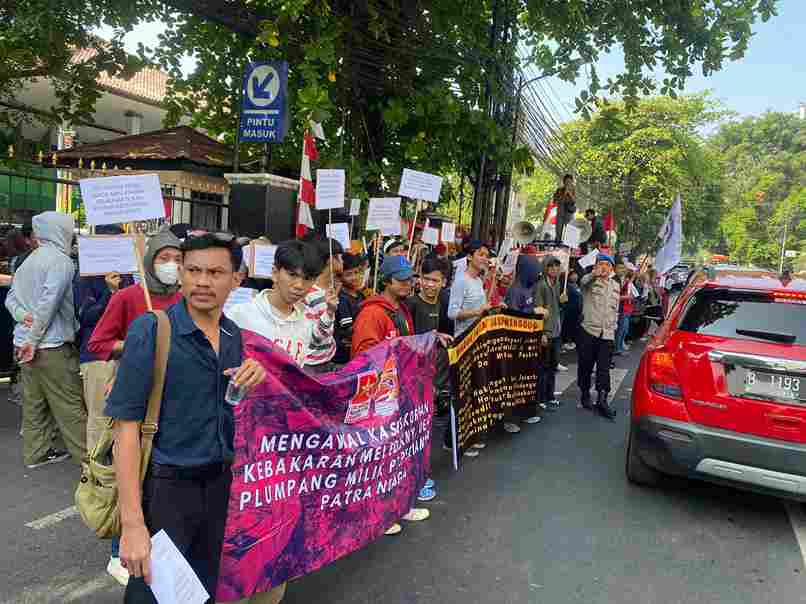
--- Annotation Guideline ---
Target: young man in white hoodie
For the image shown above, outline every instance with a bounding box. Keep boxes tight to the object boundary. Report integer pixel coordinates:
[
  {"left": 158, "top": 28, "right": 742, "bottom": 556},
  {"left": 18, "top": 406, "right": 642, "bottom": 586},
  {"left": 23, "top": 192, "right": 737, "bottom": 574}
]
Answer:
[
  {"left": 226, "top": 240, "right": 337, "bottom": 604},
  {"left": 229, "top": 240, "right": 338, "bottom": 368}
]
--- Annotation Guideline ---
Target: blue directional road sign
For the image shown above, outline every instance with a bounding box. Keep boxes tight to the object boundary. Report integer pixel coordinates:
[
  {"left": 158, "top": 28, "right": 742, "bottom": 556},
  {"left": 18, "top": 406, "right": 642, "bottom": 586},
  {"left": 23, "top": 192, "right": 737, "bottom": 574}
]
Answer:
[{"left": 239, "top": 61, "right": 288, "bottom": 143}]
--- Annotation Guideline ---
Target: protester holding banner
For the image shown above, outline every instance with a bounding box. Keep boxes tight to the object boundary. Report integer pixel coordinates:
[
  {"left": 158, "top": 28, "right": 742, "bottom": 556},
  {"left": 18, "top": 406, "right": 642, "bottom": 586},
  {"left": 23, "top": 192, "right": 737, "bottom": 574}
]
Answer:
[
  {"left": 108, "top": 234, "right": 266, "bottom": 604},
  {"left": 577, "top": 254, "right": 620, "bottom": 420},
  {"left": 404, "top": 255, "right": 452, "bottom": 500},
  {"left": 447, "top": 241, "right": 495, "bottom": 338},
  {"left": 334, "top": 252, "right": 366, "bottom": 365},
  {"left": 351, "top": 254, "right": 431, "bottom": 534},
  {"left": 534, "top": 257, "right": 564, "bottom": 411},
  {"left": 5, "top": 211, "right": 87, "bottom": 469},
  {"left": 87, "top": 230, "right": 183, "bottom": 359},
  {"left": 229, "top": 240, "right": 336, "bottom": 368},
  {"left": 504, "top": 253, "right": 547, "bottom": 425},
  {"left": 301, "top": 234, "right": 343, "bottom": 373}
]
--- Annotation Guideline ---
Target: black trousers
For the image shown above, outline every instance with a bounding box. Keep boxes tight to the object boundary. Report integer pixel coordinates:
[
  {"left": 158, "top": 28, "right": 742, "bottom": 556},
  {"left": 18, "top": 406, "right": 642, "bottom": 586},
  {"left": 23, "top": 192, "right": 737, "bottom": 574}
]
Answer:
[
  {"left": 124, "top": 463, "right": 232, "bottom": 604},
  {"left": 539, "top": 337, "right": 562, "bottom": 403},
  {"left": 577, "top": 329, "right": 613, "bottom": 395}
]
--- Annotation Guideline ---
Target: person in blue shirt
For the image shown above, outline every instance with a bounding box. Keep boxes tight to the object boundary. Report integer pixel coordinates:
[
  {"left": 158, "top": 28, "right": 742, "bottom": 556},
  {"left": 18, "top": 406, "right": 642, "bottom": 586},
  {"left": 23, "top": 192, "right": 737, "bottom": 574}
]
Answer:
[{"left": 106, "top": 233, "right": 267, "bottom": 603}]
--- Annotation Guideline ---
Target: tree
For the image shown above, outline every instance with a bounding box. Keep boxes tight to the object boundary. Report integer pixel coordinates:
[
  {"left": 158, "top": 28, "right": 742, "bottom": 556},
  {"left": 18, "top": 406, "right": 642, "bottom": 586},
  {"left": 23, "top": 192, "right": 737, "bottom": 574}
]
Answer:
[
  {"left": 0, "top": 0, "right": 160, "bottom": 128},
  {"left": 522, "top": 0, "right": 778, "bottom": 116},
  {"left": 556, "top": 94, "right": 727, "bottom": 255},
  {"left": 711, "top": 112, "right": 806, "bottom": 268}
]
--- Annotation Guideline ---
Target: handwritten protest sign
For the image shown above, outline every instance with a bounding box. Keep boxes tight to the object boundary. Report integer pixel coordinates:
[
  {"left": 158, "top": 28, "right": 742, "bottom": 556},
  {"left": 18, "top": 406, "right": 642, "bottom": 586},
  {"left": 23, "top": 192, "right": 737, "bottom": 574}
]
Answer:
[
  {"left": 441, "top": 222, "right": 455, "bottom": 244},
  {"left": 398, "top": 169, "right": 443, "bottom": 203},
  {"left": 250, "top": 242, "right": 278, "bottom": 279},
  {"left": 315, "top": 169, "right": 345, "bottom": 210},
  {"left": 366, "top": 198, "right": 402, "bottom": 236},
  {"left": 224, "top": 287, "right": 258, "bottom": 315},
  {"left": 349, "top": 198, "right": 361, "bottom": 216},
  {"left": 421, "top": 226, "right": 439, "bottom": 246},
  {"left": 78, "top": 236, "right": 138, "bottom": 276},
  {"left": 79, "top": 174, "right": 165, "bottom": 225},
  {"left": 326, "top": 223, "right": 351, "bottom": 252},
  {"left": 562, "top": 224, "right": 581, "bottom": 249}
]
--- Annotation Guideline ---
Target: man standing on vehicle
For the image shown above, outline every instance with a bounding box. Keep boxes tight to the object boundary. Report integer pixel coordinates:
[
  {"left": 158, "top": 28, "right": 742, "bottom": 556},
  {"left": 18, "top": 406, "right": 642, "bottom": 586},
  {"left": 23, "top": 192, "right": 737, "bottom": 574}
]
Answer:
[
  {"left": 577, "top": 254, "right": 620, "bottom": 420},
  {"left": 107, "top": 234, "right": 266, "bottom": 602}
]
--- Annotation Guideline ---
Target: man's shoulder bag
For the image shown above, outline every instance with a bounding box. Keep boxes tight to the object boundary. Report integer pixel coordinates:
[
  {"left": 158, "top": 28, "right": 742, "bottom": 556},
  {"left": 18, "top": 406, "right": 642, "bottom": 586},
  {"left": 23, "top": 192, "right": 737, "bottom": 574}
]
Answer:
[{"left": 75, "top": 310, "right": 171, "bottom": 539}]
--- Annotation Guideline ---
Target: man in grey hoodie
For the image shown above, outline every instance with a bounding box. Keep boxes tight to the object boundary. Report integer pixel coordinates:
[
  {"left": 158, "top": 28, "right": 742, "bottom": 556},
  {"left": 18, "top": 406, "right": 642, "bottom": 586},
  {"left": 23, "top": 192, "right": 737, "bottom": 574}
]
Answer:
[{"left": 6, "top": 211, "right": 87, "bottom": 468}]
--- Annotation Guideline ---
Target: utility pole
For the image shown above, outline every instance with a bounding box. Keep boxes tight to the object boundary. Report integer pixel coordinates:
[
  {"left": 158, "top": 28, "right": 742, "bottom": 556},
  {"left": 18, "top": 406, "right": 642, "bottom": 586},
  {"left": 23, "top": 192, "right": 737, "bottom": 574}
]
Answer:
[{"left": 779, "top": 205, "right": 791, "bottom": 273}]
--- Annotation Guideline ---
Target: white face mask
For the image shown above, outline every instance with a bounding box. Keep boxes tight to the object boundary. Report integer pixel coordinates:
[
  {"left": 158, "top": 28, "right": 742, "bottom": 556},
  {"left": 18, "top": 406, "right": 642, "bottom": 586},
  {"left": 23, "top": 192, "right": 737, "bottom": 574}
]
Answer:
[{"left": 154, "top": 261, "right": 180, "bottom": 286}]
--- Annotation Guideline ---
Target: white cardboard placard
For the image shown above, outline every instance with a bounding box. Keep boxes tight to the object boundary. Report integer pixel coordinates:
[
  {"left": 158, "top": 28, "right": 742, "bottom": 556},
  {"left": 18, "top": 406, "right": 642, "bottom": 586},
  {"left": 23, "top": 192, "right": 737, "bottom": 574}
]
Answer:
[
  {"left": 326, "top": 222, "right": 351, "bottom": 253},
  {"left": 398, "top": 168, "right": 443, "bottom": 203},
  {"left": 224, "top": 287, "right": 257, "bottom": 315},
  {"left": 579, "top": 249, "right": 599, "bottom": 269},
  {"left": 421, "top": 226, "right": 439, "bottom": 246},
  {"left": 80, "top": 174, "right": 165, "bottom": 225},
  {"left": 78, "top": 235, "right": 139, "bottom": 276},
  {"left": 562, "top": 224, "right": 581, "bottom": 249},
  {"left": 349, "top": 198, "right": 361, "bottom": 216},
  {"left": 366, "top": 197, "right": 402, "bottom": 236},
  {"left": 441, "top": 222, "right": 455, "bottom": 244},
  {"left": 250, "top": 242, "right": 278, "bottom": 279},
  {"left": 315, "top": 169, "right": 345, "bottom": 210}
]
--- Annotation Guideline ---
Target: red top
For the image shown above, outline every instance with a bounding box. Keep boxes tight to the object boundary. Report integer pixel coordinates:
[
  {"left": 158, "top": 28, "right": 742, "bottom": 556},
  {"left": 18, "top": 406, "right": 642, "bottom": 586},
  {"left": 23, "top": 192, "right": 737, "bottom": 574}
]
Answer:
[
  {"left": 87, "top": 283, "right": 182, "bottom": 360},
  {"left": 351, "top": 295, "right": 414, "bottom": 358},
  {"left": 620, "top": 280, "right": 635, "bottom": 315}
]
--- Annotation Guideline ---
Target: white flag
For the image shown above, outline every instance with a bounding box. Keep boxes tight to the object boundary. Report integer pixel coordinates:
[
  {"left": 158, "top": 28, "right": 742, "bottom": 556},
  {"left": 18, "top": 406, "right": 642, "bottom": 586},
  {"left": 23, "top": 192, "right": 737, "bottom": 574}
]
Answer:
[{"left": 654, "top": 194, "right": 683, "bottom": 275}]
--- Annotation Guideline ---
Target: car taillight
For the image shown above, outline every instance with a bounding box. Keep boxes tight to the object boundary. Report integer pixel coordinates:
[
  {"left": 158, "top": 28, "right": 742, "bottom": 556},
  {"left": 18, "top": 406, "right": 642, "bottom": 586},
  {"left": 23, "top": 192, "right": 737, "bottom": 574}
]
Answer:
[
  {"left": 773, "top": 291, "right": 806, "bottom": 305},
  {"left": 648, "top": 350, "right": 682, "bottom": 399}
]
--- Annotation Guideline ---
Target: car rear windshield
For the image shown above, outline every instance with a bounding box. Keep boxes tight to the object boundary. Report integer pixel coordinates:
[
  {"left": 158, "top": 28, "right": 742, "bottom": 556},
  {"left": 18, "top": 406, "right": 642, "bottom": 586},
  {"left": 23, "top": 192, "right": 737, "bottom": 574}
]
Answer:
[{"left": 678, "top": 289, "right": 806, "bottom": 345}]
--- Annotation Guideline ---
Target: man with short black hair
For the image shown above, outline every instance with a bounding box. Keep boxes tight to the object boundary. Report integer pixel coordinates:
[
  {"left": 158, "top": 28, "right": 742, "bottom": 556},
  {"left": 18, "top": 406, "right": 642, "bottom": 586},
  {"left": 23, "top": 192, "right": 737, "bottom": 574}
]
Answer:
[
  {"left": 334, "top": 253, "right": 366, "bottom": 364},
  {"left": 108, "top": 233, "right": 267, "bottom": 603},
  {"left": 535, "top": 256, "right": 563, "bottom": 410},
  {"left": 300, "top": 234, "right": 343, "bottom": 373}
]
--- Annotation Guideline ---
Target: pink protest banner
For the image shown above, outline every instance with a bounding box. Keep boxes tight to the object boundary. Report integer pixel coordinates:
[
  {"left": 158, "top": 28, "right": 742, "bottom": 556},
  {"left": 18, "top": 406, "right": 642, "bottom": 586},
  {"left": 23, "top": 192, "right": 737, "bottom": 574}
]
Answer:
[{"left": 215, "top": 331, "right": 437, "bottom": 601}]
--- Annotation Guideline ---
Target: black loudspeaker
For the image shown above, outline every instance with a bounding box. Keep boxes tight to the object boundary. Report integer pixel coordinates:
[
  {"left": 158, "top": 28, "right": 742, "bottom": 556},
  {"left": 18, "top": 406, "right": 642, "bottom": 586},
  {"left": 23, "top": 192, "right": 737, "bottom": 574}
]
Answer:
[{"left": 228, "top": 184, "right": 297, "bottom": 240}]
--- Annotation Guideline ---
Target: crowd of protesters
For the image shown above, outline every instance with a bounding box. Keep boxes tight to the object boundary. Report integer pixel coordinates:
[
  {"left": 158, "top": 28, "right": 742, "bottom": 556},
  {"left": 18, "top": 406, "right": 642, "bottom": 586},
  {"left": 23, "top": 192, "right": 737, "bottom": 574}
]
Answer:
[{"left": 2, "top": 194, "right": 665, "bottom": 603}]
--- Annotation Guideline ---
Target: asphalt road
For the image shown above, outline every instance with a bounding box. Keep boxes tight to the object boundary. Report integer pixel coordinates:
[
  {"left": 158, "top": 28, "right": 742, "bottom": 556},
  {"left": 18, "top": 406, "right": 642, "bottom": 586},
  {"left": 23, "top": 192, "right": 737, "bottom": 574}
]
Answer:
[{"left": 2, "top": 344, "right": 805, "bottom": 604}]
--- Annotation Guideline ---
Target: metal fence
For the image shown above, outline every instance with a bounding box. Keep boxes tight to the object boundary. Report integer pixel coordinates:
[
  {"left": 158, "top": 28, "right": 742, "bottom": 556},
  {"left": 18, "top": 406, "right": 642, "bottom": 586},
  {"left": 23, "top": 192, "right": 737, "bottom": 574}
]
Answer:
[{"left": 0, "top": 164, "right": 228, "bottom": 234}]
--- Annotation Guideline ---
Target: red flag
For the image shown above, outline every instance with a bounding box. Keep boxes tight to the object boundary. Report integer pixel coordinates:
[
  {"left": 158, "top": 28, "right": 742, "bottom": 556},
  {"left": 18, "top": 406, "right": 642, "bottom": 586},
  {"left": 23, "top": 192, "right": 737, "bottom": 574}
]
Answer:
[
  {"left": 603, "top": 209, "right": 614, "bottom": 232},
  {"left": 296, "top": 131, "right": 318, "bottom": 237},
  {"left": 541, "top": 201, "right": 557, "bottom": 238}
]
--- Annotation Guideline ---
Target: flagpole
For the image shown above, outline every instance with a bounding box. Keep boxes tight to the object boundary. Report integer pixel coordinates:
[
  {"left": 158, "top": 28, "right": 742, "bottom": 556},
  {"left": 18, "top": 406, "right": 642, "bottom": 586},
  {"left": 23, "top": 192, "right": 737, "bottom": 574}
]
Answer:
[
  {"left": 407, "top": 200, "right": 422, "bottom": 261},
  {"left": 328, "top": 208, "right": 335, "bottom": 290},
  {"left": 372, "top": 232, "right": 381, "bottom": 294}
]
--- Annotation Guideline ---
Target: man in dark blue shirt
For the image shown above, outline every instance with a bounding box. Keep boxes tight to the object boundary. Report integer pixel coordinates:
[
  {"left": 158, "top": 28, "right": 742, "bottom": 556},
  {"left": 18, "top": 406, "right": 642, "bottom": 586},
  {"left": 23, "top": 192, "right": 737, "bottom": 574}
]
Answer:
[{"left": 106, "top": 234, "right": 266, "bottom": 603}]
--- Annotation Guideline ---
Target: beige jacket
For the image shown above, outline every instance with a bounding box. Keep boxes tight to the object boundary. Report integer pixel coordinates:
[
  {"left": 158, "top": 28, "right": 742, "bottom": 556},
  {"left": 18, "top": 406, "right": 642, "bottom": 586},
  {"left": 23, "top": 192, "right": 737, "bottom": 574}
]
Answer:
[{"left": 580, "top": 273, "right": 620, "bottom": 341}]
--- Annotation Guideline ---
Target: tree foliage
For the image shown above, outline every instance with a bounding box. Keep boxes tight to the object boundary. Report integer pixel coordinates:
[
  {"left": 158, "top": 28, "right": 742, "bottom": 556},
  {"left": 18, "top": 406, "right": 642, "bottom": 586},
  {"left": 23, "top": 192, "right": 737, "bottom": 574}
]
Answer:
[
  {"left": 0, "top": 0, "right": 160, "bottom": 127},
  {"left": 552, "top": 94, "right": 727, "bottom": 255},
  {"left": 710, "top": 112, "right": 806, "bottom": 269}
]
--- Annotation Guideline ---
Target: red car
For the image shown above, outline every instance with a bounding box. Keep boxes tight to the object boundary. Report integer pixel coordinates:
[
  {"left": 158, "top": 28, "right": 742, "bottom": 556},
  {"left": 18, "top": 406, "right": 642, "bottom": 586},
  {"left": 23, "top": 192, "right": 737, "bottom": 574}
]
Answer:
[{"left": 627, "top": 268, "right": 806, "bottom": 500}]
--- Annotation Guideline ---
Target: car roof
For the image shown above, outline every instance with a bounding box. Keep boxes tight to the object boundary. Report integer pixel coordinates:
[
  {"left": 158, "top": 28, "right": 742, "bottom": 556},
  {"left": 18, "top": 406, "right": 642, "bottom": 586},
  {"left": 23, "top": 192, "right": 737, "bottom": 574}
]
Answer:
[{"left": 694, "top": 268, "right": 806, "bottom": 293}]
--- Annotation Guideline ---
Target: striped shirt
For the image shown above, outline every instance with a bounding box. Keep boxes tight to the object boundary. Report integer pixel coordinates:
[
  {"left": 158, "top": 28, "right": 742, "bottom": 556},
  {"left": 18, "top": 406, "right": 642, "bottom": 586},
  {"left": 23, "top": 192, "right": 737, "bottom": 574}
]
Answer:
[{"left": 304, "top": 285, "right": 336, "bottom": 365}]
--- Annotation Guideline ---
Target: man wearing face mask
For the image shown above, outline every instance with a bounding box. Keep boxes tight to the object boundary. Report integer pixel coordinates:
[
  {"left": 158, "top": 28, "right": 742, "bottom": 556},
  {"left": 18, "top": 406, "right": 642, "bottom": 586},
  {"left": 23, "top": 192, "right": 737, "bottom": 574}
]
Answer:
[{"left": 88, "top": 230, "right": 183, "bottom": 360}]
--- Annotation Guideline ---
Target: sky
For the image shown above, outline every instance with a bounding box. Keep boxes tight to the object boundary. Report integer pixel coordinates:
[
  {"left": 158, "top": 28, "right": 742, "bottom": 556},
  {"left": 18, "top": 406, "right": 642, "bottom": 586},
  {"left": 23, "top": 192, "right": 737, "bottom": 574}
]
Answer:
[
  {"left": 97, "top": 0, "right": 805, "bottom": 121},
  {"left": 542, "top": 0, "right": 806, "bottom": 121}
]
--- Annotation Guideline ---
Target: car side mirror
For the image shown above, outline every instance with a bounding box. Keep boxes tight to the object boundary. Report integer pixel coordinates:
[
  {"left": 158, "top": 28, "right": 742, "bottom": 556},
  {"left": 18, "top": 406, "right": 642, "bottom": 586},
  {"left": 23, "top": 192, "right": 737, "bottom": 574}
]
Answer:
[{"left": 643, "top": 304, "right": 664, "bottom": 324}]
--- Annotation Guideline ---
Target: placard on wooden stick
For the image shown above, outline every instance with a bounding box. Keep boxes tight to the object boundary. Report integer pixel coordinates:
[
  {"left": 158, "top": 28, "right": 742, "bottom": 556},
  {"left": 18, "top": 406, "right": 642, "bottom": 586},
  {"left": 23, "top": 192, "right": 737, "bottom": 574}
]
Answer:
[
  {"left": 249, "top": 241, "right": 278, "bottom": 279},
  {"left": 79, "top": 174, "right": 165, "bottom": 225},
  {"left": 78, "top": 235, "right": 139, "bottom": 276},
  {"left": 398, "top": 168, "right": 443, "bottom": 203}
]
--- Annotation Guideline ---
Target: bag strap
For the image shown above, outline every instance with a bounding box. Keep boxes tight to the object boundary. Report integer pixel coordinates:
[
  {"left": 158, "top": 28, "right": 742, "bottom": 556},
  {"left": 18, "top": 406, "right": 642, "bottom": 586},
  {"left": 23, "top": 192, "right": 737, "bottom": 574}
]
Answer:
[{"left": 138, "top": 310, "right": 171, "bottom": 482}]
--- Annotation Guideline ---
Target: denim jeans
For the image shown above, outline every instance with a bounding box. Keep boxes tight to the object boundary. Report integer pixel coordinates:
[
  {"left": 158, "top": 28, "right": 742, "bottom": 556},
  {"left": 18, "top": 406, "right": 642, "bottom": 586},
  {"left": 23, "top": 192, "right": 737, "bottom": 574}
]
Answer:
[
  {"left": 615, "top": 313, "right": 630, "bottom": 353},
  {"left": 111, "top": 537, "right": 120, "bottom": 558}
]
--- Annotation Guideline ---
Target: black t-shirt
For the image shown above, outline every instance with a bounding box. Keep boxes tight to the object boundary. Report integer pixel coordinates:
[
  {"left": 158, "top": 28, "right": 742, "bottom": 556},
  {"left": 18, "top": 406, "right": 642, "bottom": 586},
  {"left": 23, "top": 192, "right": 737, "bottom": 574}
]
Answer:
[{"left": 404, "top": 294, "right": 440, "bottom": 335}]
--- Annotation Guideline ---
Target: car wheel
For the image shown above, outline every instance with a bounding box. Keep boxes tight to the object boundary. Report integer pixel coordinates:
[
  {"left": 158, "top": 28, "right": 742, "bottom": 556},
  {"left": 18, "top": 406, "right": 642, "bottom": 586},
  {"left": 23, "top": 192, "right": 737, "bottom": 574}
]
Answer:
[{"left": 626, "top": 425, "right": 661, "bottom": 487}]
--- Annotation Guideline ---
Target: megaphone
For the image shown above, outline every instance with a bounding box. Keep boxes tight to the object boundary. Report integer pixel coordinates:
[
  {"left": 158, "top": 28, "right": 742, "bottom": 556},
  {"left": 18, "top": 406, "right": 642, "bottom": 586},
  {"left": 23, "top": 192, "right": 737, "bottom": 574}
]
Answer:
[
  {"left": 569, "top": 217, "right": 593, "bottom": 242},
  {"left": 512, "top": 221, "right": 537, "bottom": 245}
]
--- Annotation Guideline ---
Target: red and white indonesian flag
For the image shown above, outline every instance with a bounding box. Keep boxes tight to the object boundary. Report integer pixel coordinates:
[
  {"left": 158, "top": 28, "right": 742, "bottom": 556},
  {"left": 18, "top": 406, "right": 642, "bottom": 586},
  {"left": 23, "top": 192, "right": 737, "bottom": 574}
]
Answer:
[
  {"left": 541, "top": 201, "right": 558, "bottom": 238},
  {"left": 296, "top": 131, "right": 320, "bottom": 237}
]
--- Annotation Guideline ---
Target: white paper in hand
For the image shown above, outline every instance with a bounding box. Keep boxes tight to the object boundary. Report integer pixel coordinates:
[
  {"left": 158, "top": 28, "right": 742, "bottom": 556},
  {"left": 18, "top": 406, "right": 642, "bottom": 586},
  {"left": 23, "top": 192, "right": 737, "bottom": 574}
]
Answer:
[
  {"left": 149, "top": 530, "right": 209, "bottom": 604},
  {"left": 579, "top": 249, "right": 599, "bottom": 269}
]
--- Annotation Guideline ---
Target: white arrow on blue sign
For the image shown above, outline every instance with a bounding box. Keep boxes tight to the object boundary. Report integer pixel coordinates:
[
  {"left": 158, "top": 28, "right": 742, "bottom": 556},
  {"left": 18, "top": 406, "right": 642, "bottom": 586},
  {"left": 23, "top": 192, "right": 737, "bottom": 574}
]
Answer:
[{"left": 239, "top": 61, "right": 288, "bottom": 143}]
